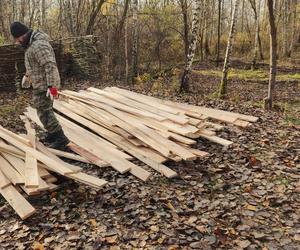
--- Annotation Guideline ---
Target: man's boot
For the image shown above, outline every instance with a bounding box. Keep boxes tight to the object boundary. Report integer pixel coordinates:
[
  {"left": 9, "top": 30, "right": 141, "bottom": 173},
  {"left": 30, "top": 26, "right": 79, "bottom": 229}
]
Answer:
[
  {"left": 48, "top": 129, "right": 70, "bottom": 151},
  {"left": 40, "top": 132, "right": 56, "bottom": 144}
]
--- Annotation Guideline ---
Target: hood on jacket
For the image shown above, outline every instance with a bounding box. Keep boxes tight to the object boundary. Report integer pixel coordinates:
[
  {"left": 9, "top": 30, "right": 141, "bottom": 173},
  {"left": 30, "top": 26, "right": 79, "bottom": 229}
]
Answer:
[{"left": 29, "top": 31, "right": 50, "bottom": 46}]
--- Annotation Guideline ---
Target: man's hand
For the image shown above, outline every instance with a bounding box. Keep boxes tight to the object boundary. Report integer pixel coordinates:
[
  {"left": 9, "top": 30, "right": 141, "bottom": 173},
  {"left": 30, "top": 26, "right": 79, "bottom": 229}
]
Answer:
[
  {"left": 46, "top": 86, "right": 59, "bottom": 100},
  {"left": 21, "top": 75, "right": 31, "bottom": 88}
]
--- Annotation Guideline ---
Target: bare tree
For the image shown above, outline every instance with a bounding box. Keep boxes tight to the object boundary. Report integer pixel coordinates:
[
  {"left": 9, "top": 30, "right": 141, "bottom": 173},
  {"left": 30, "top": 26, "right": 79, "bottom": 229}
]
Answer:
[
  {"left": 131, "top": 0, "right": 139, "bottom": 84},
  {"left": 218, "top": 0, "right": 240, "bottom": 98},
  {"left": 180, "top": 0, "right": 201, "bottom": 92},
  {"left": 264, "top": 0, "right": 277, "bottom": 110},
  {"left": 179, "top": 0, "right": 189, "bottom": 58},
  {"left": 216, "top": 0, "right": 222, "bottom": 66},
  {"left": 86, "top": 0, "right": 105, "bottom": 35},
  {"left": 249, "top": 0, "right": 262, "bottom": 69}
]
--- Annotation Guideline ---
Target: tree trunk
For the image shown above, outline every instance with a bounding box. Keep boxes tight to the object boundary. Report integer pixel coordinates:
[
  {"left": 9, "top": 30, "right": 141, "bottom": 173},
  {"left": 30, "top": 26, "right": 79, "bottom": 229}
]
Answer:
[
  {"left": 250, "top": 0, "right": 261, "bottom": 69},
  {"left": 218, "top": 0, "right": 240, "bottom": 98},
  {"left": 288, "top": 1, "right": 297, "bottom": 57},
  {"left": 264, "top": 0, "right": 277, "bottom": 110},
  {"left": 86, "top": 0, "right": 105, "bottom": 35},
  {"left": 131, "top": 0, "right": 139, "bottom": 84},
  {"left": 283, "top": 0, "right": 289, "bottom": 57},
  {"left": 125, "top": 10, "right": 129, "bottom": 83},
  {"left": 216, "top": 0, "right": 222, "bottom": 66},
  {"left": 180, "top": 0, "right": 202, "bottom": 92},
  {"left": 179, "top": 0, "right": 189, "bottom": 58}
]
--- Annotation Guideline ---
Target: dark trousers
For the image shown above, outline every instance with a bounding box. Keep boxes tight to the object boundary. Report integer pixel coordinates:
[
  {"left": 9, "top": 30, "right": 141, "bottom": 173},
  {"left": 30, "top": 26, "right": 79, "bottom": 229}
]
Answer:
[{"left": 32, "top": 90, "right": 61, "bottom": 134}]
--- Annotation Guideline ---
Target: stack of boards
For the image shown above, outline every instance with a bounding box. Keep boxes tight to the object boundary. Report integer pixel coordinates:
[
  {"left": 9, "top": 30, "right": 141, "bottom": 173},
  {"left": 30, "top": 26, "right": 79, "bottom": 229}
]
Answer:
[{"left": 1, "top": 87, "right": 258, "bottom": 220}]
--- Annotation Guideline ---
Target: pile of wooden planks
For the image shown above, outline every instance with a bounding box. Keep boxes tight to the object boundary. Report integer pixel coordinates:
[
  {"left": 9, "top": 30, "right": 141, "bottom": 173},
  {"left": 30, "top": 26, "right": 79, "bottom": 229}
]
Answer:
[
  {"left": 0, "top": 119, "right": 107, "bottom": 220},
  {"left": 24, "top": 87, "right": 258, "bottom": 180},
  {"left": 0, "top": 87, "right": 258, "bottom": 220}
]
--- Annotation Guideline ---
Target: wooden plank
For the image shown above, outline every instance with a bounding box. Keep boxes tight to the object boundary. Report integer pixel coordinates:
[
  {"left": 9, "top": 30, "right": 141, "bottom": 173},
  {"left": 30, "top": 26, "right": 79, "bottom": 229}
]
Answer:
[
  {"left": 22, "top": 119, "right": 39, "bottom": 188},
  {"left": 115, "top": 89, "right": 253, "bottom": 124},
  {"left": 233, "top": 119, "right": 251, "bottom": 127},
  {"left": 68, "top": 172, "right": 107, "bottom": 189},
  {"left": 47, "top": 183, "right": 59, "bottom": 191},
  {"left": 68, "top": 99, "right": 134, "bottom": 140},
  {"left": 198, "top": 129, "right": 216, "bottom": 136},
  {"left": 38, "top": 167, "right": 52, "bottom": 178},
  {"left": 0, "top": 126, "right": 31, "bottom": 146},
  {"left": 203, "top": 122, "right": 224, "bottom": 131},
  {"left": 89, "top": 88, "right": 189, "bottom": 125},
  {"left": 0, "top": 170, "right": 36, "bottom": 220},
  {"left": 68, "top": 143, "right": 110, "bottom": 168},
  {"left": 24, "top": 152, "right": 39, "bottom": 188},
  {"left": 51, "top": 110, "right": 151, "bottom": 181},
  {"left": 44, "top": 176, "right": 58, "bottom": 183},
  {"left": 157, "top": 130, "right": 196, "bottom": 145},
  {"left": 61, "top": 90, "right": 167, "bottom": 121},
  {"left": 106, "top": 87, "right": 181, "bottom": 115},
  {"left": 0, "top": 168, "right": 11, "bottom": 189},
  {"left": 35, "top": 141, "right": 82, "bottom": 173},
  {"left": 56, "top": 101, "right": 171, "bottom": 158},
  {"left": 57, "top": 116, "right": 151, "bottom": 181},
  {"left": 188, "top": 118, "right": 203, "bottom": 126},
  {"left": 200, "top": 134, "right": 233, "bottom": 147},
  {"left": 1, "top": 152, "right": 25, "bottom": 176},
  {"left": 0, "top": 126, "right": 76, "bottom": 176},
  {"left": 26, "top": 106, "right": 131, "bottom": 161},
  {"left": 47, "top": 148, "right": 91, "bottom": 164},
  {"left": 0, "top": 154, "right": 24, "bottom": 185},
  {"left": 53, "top": 105, "right": 173, "bottom": 177}
]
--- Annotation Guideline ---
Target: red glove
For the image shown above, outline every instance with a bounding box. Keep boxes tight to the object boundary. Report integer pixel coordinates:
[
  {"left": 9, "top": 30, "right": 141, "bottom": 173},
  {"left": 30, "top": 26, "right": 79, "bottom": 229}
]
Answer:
[{"left": 46, "top": 86, "right": 58, "bottom": 100}]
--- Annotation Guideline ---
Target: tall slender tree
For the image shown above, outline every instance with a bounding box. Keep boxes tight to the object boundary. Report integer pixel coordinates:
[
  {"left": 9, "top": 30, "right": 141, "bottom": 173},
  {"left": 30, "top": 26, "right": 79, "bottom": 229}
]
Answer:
[
  {"left": 264, "top": 0, "right": 277, "bottom": 110},
  {"left": 180, "top": 0, "right": 202, "bottom": 92},
  {"left": 216, "top": 0, "right": 222, "bottom": 66},
  {"left": 218, "top": 0, "right": 240, "bottom": 98},
  {"left": 131, "top": 0, "right": 139, "bottom": 84}
]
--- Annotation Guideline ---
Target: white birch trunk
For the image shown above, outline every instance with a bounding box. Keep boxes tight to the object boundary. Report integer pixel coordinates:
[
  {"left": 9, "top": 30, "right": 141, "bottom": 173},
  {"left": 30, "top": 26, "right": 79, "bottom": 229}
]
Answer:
[
  {"left": 180, "top": 0, "right": 202, "bottom": 92},
  {"left": 218, "top": 0, "right": 240, "bottom": 98}
]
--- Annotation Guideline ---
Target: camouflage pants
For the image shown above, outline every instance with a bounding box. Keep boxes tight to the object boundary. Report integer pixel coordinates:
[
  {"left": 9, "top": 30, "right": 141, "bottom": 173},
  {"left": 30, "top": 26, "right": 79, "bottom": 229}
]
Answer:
[{"left": 33, "top": 90, "right": 61, "bottom": 134}]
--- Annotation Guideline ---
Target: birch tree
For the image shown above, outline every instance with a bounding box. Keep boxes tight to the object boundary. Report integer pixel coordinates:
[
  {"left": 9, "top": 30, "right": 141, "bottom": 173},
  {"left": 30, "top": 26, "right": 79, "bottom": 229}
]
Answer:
[
  {"left": 216, "top": 0, "right": 222, "bottom": 66},
  {"left": 180, "top": 0, "right": 202, "bottom": 92},
  {"left": 264, "top": 0, "right": 277, "bottom": 110},
  {"left": 131, "top": 0, "right": 139, "bottom": 84},
  {"left": 218, "top": 0, "right": 240, "bottom": 98}
]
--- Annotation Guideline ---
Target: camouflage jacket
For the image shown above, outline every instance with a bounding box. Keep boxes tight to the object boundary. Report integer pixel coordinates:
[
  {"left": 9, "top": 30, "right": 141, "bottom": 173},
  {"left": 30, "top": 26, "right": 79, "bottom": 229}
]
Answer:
[{"left": 25, "top": 31, "right": 61, "bottom": 91}]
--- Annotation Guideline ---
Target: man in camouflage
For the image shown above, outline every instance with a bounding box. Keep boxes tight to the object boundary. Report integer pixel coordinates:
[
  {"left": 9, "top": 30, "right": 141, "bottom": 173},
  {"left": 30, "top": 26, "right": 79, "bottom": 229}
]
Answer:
[{"left": 10, "top": 22, "right": 70, "bottom": 150}]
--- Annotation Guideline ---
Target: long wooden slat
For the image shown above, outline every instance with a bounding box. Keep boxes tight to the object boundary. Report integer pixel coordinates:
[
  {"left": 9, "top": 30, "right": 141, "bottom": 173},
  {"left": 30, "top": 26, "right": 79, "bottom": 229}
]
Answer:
[
  {"left": 56, "top": 100, "right": 171, "bottom": 158},
  {"left": 0, "top": 126, "right": 75, "bottom": 175},
  {"left": 89, "top": 88, "right": 189, "bottom": 125},
  {"left": 61, "top": 90, "right": 167, "bottom": 121},
  {"left": 108, "top": 87, "right": 258, "bottom": 124},
  {"left": 22, "top": 118, "right": 39, "bottom": 188},
  {"left": 56, "top": 103, "right": 181, "bottom": 178},
  {"left": 68, "top": 172, "right": 107, "bottom": 188},
  {"left": 68, "top": 143, "right": 110, "bottom": 168},
  {"left": 35, "top": 141, "right": 82, "bottom": 173},
  {"left": 46, "top": 147, "right": 92, "bottom": 164},
  {"left": 106, "top": 87, "right": 181, "bottom": 115},
  {"left": 200, "top": 134, "right": 233, "bottom": 147},
  {"left": 0, "top": 170, "right": 36, "bottom": 220},
  {"left": 0, "top": 154, "right": 24, "bottom": 185},
  {"left": 57, "top": 114, "right": 151, "bottom": 181}
]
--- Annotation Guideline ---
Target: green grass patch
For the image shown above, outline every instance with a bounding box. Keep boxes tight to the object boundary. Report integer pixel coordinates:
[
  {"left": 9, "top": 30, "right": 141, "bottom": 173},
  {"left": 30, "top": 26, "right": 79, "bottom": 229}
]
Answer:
[
  {"left": 0, "top": 105, "right": 16, "bottom": 116},
  {"left": 193, "top": 68, "right": 300, "bottom": 82},
  {"left": 278, "top": 73, "right": 300, "bottom": 81}
]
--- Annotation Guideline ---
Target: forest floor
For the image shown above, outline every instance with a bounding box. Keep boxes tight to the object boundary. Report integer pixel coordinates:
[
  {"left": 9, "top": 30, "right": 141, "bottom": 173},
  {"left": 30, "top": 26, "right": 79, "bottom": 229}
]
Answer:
[{"left": 0, "top": 61, "right": 299, "bottom": 249}]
